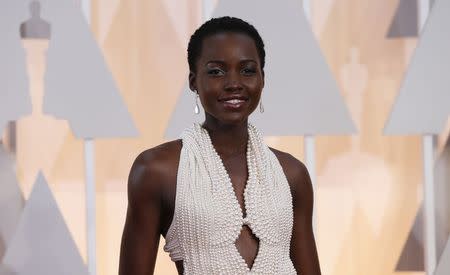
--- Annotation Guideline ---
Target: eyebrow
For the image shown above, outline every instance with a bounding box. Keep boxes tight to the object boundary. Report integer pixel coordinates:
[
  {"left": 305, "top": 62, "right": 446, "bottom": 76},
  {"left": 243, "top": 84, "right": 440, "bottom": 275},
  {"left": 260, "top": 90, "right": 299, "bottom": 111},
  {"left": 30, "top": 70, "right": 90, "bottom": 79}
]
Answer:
[
  {"left": 240, "top": 59, "right": 257, "bottom": 64},
  {"left": 206, "top": 60, "right": 226, "bottom": 66},
  {"left": 206, "top": 59, "right": 257, "bottom": 66}
]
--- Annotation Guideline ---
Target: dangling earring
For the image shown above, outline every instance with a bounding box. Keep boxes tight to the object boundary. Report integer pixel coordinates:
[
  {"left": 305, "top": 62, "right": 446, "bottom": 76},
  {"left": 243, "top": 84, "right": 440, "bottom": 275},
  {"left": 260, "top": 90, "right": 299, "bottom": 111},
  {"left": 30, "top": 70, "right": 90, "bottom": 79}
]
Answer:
[
  {"left": 259, "top": 99, "right": 264, "bottom": 113},
  {"left": 194, "top": 90, "right": 200, "bottom": 114}
]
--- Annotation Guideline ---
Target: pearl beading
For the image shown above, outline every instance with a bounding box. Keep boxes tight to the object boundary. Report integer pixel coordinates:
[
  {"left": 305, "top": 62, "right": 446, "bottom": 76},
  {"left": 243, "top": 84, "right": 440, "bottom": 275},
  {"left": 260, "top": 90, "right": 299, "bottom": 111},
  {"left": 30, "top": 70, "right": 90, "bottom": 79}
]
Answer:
[{"left": 164, "top": 123, "right": 296, "bottom": 274}]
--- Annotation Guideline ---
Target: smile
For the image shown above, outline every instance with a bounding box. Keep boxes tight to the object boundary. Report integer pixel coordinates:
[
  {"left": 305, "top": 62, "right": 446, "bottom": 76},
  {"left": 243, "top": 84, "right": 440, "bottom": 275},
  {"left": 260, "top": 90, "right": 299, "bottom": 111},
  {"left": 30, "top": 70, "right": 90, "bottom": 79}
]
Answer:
[
  {"left": 219, "top": 97, "right": 248, "bottom": 110},
  {"left": 225, "top": 99, "right": 245, "bottom": 104}
]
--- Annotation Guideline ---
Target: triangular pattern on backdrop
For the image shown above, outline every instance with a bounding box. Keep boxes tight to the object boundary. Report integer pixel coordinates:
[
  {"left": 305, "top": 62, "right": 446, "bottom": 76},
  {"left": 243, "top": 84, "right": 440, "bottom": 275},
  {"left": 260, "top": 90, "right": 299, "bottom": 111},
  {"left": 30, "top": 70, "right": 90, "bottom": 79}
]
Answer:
[
  {"left": 396, "top": 143, "right": 450, "bottom": 272},
  {"left": 0, "top": 146, "right": 24, "bottom": 261},
  {"left": 395, "top": 206, "right": 424, "bottom": 271},
  {"left": 161, "top": 0, "right": 196, "bottom": 45},
  {"left": 165, "top": 83, "right": 204, "bottom": 139},
  {"left": 33, "top": 0, "right": 138, "bottom": 139},
  {"left": 386, "top": 0, "right": 418, "bottom": 38},
  {"left": 313, "top": 0, "right": 336, "bottom": 36},
  {"left": 315, "top": 185, "right": 355, "bottom": 275},
  {"left": 2, "top": 172, "right": 89, "bottom": 275},
  {"left": 96, "top": 0, "right": 121, "bottom": 43},
  {"left": 384, "top": 0, "right": 450, "bottom": 134},
  {"left": 0, "top": 0, "right": 32, "bottom": 137},
  {"left": 165, "top": 0, "right": 355, "bottom": 138},
  {"left": 334, "top": 205, "right": 378, "bottom": 274},
  {"left": 435, "top": 238, "right": 450, "bottom": 275}
]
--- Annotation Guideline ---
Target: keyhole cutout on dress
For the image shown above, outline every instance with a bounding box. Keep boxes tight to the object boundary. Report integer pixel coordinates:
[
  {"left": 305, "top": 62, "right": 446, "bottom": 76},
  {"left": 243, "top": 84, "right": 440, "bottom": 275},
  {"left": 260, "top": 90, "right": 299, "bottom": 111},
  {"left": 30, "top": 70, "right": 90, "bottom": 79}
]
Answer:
[
  {"left": 209, "top": 127, "right": 261, "bottom": 270},
  {"left": 235, "top": 223, "right": 260, "bottom": 269},
  {"left": 222, "top": 154, "right": 260, "bottom": 270}
]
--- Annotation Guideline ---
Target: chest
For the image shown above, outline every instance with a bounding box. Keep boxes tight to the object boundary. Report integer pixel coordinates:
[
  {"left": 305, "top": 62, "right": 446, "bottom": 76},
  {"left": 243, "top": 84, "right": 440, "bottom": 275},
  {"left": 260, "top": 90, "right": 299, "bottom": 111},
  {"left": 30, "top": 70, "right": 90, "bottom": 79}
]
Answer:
[
  {"left": 221, "top": 153, "right": 249, "bottom": 216},
  {"left": 160, "top": 153, "right": 249, "bottom": 234},
  {"left": 176, "top": 155, "right": 293, "bottom": 247}
]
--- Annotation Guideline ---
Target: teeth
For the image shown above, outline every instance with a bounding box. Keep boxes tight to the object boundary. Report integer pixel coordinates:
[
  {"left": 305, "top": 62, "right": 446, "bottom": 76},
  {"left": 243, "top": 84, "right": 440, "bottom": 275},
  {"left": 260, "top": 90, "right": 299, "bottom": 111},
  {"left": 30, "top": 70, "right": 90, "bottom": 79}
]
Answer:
[{"left": 225, "top": 99, "right": 244, "bottom": 104}]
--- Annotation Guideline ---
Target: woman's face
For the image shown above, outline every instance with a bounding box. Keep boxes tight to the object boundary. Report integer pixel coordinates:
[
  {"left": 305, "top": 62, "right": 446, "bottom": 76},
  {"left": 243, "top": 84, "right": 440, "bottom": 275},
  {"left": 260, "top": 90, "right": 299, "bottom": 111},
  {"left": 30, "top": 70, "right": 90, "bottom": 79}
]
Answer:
[{"left": 189, "top": 32, "right": 264, "bottom": 126}]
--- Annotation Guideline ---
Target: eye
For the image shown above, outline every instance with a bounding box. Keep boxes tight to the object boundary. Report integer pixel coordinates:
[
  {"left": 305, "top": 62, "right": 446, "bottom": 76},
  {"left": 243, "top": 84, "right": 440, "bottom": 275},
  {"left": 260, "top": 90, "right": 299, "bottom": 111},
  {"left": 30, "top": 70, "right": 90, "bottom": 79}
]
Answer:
[
  {"left": 241, "top": 68, "right": 256, "bottom": 76},
  {"left": 207, "top": 68, "right": 225, "bottom": 76}
]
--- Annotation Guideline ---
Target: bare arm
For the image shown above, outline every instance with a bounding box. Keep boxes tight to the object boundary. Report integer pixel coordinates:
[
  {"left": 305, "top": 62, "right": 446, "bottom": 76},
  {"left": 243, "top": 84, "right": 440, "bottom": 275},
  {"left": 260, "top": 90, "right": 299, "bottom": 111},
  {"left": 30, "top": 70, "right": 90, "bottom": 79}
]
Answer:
[
  {"left": 291, "top": 163, "right": 321, "bottom": 275},
  {"left": 271, "top": 149, "right": 321, "bottom": 275},
  {"left": 119, "top": 152, "right": 162, "bottom": 275},
  {"left": 289, "top": 159, "right": 321, "bottom": 274}
]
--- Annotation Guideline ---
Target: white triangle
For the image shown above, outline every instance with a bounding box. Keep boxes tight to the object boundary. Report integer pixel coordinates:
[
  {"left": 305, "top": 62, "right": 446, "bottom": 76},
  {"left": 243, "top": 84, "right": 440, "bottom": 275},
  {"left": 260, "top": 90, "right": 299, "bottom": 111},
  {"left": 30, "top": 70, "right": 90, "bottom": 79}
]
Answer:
[
  {"left": 435, "top": 237, "right": 450, "bottom": 275},
  {"left": 32, "top": 0, "right": 138, "bottom": 138},
  {"left": 96, "top": 0, "right": 121, "bottom": 43},
  {"left": 165, "top": 0, "right": 355, "bottom": 138},
  {"left": 2, "top": 173, "right": 89, "bottom": 275},
  {"left": 0, "top": 0, "right": 32, "bottom": 137},
  {"left": 0, "top": 146, "right": 24, "bottom": 261},
  {"left": 312, "top": 0, "right": 336, "bottom": 36},
  {"left": 315, "top": 185, "right": 354, "bottom": 275},
  {"left": 166, "top": 83, "right": 205, "bottom": 138},
  {"left": 161, "top": 0, "right": 194, "bottom": 45},
  {"left": 352, "top": 154, "right": 393, "bottom": 235},
  {"left": 384, "top": 0, "right": 450, "bottom": 134},
  {"left": 318, "top": 152, "right": 393, "bottom": 236}
]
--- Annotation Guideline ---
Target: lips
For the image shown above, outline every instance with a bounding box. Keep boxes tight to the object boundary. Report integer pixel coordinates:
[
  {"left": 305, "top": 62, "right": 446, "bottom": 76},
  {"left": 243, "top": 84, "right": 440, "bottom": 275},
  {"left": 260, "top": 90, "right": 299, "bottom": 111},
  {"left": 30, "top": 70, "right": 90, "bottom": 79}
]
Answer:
[
  {"left": 219, "top": 95, "right": 248, "bottom": 101},
  {"left": 219, "top": 95, "right": 248, "bottom": 110},
  {"left": 224, "top": 98, "right": 245, "bottom": 104}
]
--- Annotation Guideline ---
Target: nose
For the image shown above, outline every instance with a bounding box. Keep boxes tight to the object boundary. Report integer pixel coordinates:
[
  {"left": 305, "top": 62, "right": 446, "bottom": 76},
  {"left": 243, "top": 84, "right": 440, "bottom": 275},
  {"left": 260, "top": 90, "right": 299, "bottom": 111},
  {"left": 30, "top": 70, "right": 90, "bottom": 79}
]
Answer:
[{"left": 224, "top": 71, "right": 243, "bottom": 92}]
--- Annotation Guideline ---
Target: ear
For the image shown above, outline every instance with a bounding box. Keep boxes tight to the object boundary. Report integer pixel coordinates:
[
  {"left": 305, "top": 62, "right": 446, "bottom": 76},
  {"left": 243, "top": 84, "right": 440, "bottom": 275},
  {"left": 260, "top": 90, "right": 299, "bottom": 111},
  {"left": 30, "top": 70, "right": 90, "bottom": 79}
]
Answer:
[
  {"left": 261, "top": 69, "right": 265, "bottom": 89},
  {"left": 189, "top": 71, "right": 197, "bottom": 92}
]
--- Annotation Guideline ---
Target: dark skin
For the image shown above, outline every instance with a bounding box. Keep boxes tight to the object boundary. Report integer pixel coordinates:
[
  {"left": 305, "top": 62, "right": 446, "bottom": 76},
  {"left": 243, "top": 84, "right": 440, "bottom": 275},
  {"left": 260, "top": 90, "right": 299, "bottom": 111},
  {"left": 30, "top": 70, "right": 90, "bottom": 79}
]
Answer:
[{"left": 119, "top": 32, "right": 321, "bottom": 275}]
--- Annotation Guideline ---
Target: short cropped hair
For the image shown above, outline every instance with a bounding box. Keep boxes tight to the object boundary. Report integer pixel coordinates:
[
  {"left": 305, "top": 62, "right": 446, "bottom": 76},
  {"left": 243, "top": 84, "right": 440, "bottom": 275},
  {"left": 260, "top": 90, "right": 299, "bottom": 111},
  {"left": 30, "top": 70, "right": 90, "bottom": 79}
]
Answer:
[{"left": 187, "top": 16, "right": 265, "bottom": 72}]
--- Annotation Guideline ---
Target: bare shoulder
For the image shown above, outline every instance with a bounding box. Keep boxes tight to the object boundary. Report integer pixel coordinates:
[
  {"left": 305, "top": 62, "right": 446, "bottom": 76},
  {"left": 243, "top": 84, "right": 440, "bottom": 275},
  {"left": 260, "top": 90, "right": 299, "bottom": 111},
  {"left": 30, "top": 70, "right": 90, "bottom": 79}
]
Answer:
[
  {"left": 269, "top": 147, "right": 312, "bottom": 200},
  {"left": 127, "top": 139, "right": 182, "bottom": 206},
  {"left": 269, "top": 147, "right": 310, "bottom": 185},
  {"left": 120, "top": 140, "right": 182, "bottom": 275},
  {"left": 132, "top": 139, "right": 183, "bottom": 176}
]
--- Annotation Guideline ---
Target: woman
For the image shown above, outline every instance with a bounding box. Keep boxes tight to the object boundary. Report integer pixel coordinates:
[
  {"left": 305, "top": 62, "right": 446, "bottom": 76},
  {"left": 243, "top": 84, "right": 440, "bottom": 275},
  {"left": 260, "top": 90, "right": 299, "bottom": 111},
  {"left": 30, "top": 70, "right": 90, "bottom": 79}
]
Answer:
[{"left": 119, "top": 16, "right": 321, "bottom": 275}]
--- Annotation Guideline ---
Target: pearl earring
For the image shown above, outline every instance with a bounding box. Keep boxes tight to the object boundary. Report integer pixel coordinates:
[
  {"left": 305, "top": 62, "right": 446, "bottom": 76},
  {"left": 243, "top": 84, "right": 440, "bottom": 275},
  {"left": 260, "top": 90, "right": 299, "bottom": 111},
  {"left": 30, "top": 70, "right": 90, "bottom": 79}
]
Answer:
[
  {"left": 259, "top": 99, "right": 264, "bottom": 113},
  {"left": 194, "top": 91, "right": 200, "bottom": 114}
]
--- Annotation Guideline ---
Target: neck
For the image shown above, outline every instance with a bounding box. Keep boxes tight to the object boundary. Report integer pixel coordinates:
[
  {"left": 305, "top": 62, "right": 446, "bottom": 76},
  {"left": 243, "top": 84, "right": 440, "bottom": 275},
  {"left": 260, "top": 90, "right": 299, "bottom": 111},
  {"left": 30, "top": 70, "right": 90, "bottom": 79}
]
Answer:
[{"left": 202, "top": 115, "right": 248, "bottom": 157}]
